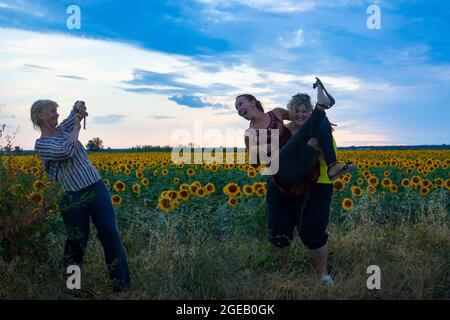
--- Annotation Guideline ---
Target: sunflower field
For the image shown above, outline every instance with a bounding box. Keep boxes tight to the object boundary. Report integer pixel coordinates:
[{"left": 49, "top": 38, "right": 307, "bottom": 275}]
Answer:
[{"left": 1, "top": 149, "right": 449, "bottom": 299}]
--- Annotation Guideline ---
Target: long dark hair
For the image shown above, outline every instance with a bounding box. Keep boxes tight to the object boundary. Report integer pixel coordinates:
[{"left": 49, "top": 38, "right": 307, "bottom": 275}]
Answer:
[{"left": 236, "top": 94, "right": 264, "bottom": 112}]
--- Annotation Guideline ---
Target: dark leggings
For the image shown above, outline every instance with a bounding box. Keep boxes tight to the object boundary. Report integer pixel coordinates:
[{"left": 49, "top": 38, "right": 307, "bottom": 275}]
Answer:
[
  {"left": 267, "top": 179, "right": 333, "bottom": 249},
  {"left": 60, "top": 180, "right": 130, "bottom": 291},
  {"left": 275, "top": 108, "right": 336, "bottom": 185}
]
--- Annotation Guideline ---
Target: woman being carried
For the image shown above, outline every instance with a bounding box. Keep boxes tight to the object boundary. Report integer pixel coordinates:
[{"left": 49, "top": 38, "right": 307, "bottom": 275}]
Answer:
[{"left": 236, "top": 77, "right": 350, "bottom": 188}]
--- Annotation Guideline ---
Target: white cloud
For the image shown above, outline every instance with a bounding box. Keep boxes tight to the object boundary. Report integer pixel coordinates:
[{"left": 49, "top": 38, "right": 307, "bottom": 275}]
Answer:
[
  {"left": 279, "top": 29, "right": 304, "bottom": 48},
  {"left": 196, "top": 0, "right": 315, "bottom": 13},
  {"left": 0, "top": 1, "right": 47, "bottom": 18}
]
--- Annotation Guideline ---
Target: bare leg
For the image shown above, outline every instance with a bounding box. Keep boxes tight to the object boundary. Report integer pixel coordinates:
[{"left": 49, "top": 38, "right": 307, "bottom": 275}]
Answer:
[{"left": 310, "top": 244, "right": 329, "bottom": 276}]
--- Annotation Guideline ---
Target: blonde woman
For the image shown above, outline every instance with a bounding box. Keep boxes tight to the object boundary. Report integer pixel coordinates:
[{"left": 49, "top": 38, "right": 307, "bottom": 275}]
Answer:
[
  {"left": 31, "top": 99, "right": 130, "bottom": 292},
  {"left": 268, "top": 93, "right": 344, "bottom": 284}
]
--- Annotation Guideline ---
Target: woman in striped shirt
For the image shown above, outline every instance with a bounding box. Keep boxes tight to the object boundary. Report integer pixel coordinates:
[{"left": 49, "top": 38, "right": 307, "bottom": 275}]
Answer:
[{"left": 32, "top": 99, "right": 130, "bottom": 292}]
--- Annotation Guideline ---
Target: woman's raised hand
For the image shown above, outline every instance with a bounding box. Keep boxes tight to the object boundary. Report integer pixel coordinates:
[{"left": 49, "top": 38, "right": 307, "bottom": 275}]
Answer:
[
  {"left": 74, "top": 100, "right": 88, "bottom": 117},
  {"left": 74, "top": 113, "right": 84, "bottom": 131},
  {"left": 74, "top": 100, "right": 88, "bottom": 130}
]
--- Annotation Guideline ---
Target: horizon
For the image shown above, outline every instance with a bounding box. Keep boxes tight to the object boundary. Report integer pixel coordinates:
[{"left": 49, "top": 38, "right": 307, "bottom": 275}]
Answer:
[{"left": 0, "top": 1, "right": 449, "bottom": 149}]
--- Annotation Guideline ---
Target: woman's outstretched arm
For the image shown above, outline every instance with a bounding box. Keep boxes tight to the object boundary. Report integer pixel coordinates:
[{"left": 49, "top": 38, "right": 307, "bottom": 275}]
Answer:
[
  {"left": 57, "top": 101, "right": 87, "bottom": 133},
  {"left": 272, "top": 108, "right": 291, "bottom": 121}
]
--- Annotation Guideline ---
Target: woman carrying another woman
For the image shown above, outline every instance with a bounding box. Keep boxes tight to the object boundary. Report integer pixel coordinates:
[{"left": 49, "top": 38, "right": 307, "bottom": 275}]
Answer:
[
  {"left": 236, "top": 78, "right": 350, "bottom": 283},
  {"left": 31, "top": 99, "right": 130, "bottom": 292}
]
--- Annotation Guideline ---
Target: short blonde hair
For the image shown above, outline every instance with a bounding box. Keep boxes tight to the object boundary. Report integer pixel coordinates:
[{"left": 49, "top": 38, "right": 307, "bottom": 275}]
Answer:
[
  {"left": 287, "top": 93, "right": 313, "bottom": 114},
  {"left": 30, "top": 99, "right": 58, "bottom": 130}
]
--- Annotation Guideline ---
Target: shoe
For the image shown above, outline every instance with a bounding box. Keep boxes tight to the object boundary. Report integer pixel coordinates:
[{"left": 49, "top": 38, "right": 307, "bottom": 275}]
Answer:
[
  {"left": 327, "top": 162, "right": 354, "bottom": 181},
  {"left": 313, "top": 77, "right": 335, "bottom": 109},
  {"left": 321, "top": 274, "right": 334, "bottom": 285}
]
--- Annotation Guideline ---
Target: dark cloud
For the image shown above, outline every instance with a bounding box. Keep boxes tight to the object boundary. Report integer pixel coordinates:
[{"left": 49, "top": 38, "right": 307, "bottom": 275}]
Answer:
[
  {"left": 150, "top": 115, "right": 176, "bottom": 120},
  {"left": 169, "top": 94, "right": 229, "bottom": 109},
  {"left": 23, "top": 64, "right": 52, "bottom": 71},
  {"left": 122, "top": 68, "right": 239, "bottom": 97},
  {"left": 56, "top": 75, "right": 88, "bottom": 81}
]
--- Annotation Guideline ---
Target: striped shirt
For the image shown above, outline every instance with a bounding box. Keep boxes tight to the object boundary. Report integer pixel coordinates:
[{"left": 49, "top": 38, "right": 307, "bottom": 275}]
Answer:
[{"left": 34, "top": 109, "right": 101, "bottom": 192}]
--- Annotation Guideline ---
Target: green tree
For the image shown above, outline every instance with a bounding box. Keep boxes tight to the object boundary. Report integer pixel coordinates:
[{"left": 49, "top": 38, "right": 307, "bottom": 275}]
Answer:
[{"left": 85, "top": 137, "right": 104, "bottom": 151}]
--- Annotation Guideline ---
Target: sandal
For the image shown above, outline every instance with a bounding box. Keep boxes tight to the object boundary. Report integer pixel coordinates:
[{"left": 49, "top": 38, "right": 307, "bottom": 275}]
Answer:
[
  {"left": 327, "top": 162, "right": 354, "bottom": 181},
  {"left": 313, "top": 77, "right": 335, "bottom": 109}
]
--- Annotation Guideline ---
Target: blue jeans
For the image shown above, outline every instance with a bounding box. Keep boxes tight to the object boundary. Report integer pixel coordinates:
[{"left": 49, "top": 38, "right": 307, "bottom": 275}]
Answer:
[{"left": 60, "top": 180, "right": 130, "bottom": 291}]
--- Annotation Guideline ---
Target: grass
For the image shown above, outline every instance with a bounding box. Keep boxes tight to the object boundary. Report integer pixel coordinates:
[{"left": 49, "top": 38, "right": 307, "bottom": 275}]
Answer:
[{"left": 1, "top": 198, "right": 449, "bottom": 300}]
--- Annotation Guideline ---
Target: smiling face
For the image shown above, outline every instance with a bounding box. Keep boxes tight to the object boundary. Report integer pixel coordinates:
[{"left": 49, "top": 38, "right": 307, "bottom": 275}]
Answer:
[
  {"left": 235, "top": 96, "right": 257, "bottom": 121},
  {"left": 291, "top": 104, "right": 311, "bottom": 126},
  {"left": 38, "top": 103, "right": 59, "bottom": 129}
]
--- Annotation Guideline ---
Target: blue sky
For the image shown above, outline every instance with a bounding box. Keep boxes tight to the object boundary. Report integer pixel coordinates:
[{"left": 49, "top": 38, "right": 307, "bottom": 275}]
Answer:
[{"left": 0, "top": 0, "right": 449, "bottom": 149}]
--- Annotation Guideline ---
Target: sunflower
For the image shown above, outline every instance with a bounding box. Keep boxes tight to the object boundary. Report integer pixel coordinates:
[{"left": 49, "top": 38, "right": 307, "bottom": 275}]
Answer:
[
  {"left": 223, "top": 183, "right": 240, "bottom": 197},
  {"left": 412, "top": 176, "right": 421, "bottom": 184},
  {"left": 141, "top": 177, "right": 149, "bottom": 186},
  {"left": 162, "top": 169, "right": 168, "bottom": 176},
  {"left": 401, "top": 178, "right": 411, "bottom": 188},
  {"left": 168, "top": 191, "right": 178, "bottom": 200},
  {"left": 136, "top": 170, "right": 144, "bottom": 179},
  {"left": 47, "top": 202, "right": 59, "bottom": 213},
  {"left": 333, "top": 180, "right": 345, "bottom": 192},
  {"left": 113, "top": 180, "right": 127, "bottom": 192},
  {"left": 103, "top": 178, "right": 110, "bottom": 187},
  {"left": 179, "top": 183, "right": 189, "bottom": 191},
  {"left": 33, "top": 180, "right": 46, "bottom": 191},
  {"left": 228, "top": 197, "right": 238, "bottom": 207},
  {"left": 343, "top": 175, "right": 351, "bottom": 183},
  {"left": 252, "top": 182, "right": 264, "bottom": 192},
  {"left": 342, "top": 198, "right": 354, "bottom": 211},
  {"left": 189, "top": 184, "right": 199, "bottom": 194},
  {"left": 191, "top": 181, "right": 201, "bottom": 188},
  {"left": 381, "top": 178, "right": 392, "bottom": 188},
  {"left": 434, "top": 178, "right": 443, "bottom": 186},
  {"left": 366, "top": 185, "right": 377, "bottom": 194},
  {"left": 421, "top": 179, "right": 432, "bottom": 188},
  {"left": 111, "top": 194, "right": 123, "bottom": 206},
  {"left": 444, "top": 179, "right": 450, "bottom": 191},
  {"left": 247, "top": 169, "right": 257, "bottom": 178},
  {"left": 405, "top": 168, "right": 413, "bottom": 174},
  {"left": 158, "top": 197, "right": 172, "bottom": 213},
  {"left": 243, "top": 185, "right": 254, "bottom": 196},
  {"left": 28, "top": 192, "right": 43, "bottom": 205},
  {"left": 187, "top": 168, "right": 195, "bottom": 176},
  {"left": 153, "top": 170, "right": 160, "bottom": 176},
  {"left": 390, "top": 184, "right": 398, "bottom": 193},
  {"left": 204, "top": 183, "right": 215, "bottom": 194},
  {"left": 351, "top": 186, "right": 363, "bottom": 197},
  {"left": 419, "top": 187, "right": 430, "bottom": 197},
  {"left": 179, "top": 190, "right": 189, "bottom": 201},
  {"left": 384, "top": 171, "right": 390, "bottom": 177},
  {"left": 196, "top": 188, "right": 206, "bottom": 197},
  {"left": 173, "top": 177, "right": 180, "bottom": 184},
  {"left": 132, "top": 183, "right": 141, "bottom": 194},
  {"left": 368, "top": 176, "right": 379, "bottom": 187},
  {"left": 357, "top": 178, "right": 364, "bottom": 185},
  {"left": 256, "top": 187, "right": 266, "bottom": 197}
]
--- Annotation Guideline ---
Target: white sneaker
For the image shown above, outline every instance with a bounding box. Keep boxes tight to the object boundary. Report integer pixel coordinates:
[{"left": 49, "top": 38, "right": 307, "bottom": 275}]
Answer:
[{"left": 321, "top": 274, "right": 334, "bottom": 285}]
